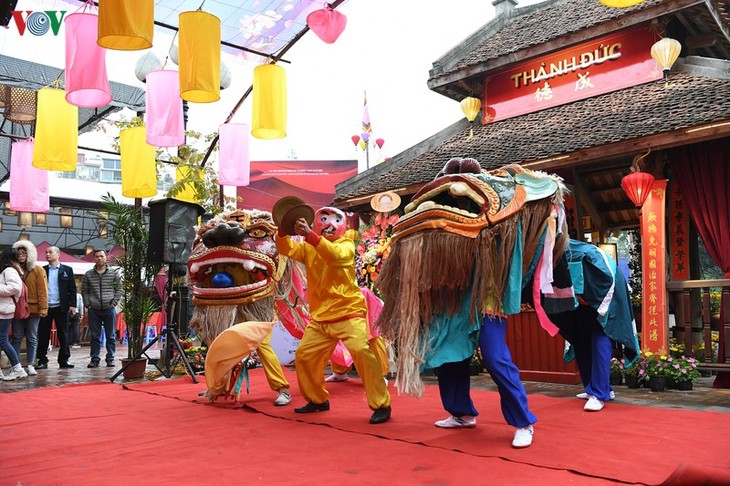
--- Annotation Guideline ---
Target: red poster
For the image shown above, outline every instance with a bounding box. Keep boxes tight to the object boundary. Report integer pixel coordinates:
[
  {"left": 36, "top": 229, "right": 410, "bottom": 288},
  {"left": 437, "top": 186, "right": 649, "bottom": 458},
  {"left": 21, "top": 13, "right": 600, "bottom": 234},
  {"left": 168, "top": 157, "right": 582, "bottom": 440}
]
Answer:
[
  {"left": 236, "top": 160, "right": 358, "bottom": 212},
  {"left": 669, "top": 180, "right": 690, "bottom": 280},
  {"left": 641, "top": 179, "right": 668, "bottom": 355},
  {"left": 483, "top": 25, "right": 661, "bottom": 123}
]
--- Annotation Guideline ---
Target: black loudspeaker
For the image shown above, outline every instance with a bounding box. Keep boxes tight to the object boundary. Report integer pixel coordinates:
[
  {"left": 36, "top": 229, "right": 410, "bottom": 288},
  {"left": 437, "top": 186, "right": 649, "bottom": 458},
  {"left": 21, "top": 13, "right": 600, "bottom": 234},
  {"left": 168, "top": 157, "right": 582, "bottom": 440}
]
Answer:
[{"left": 148, "top": 198, "right": 205, "bottom": 264}]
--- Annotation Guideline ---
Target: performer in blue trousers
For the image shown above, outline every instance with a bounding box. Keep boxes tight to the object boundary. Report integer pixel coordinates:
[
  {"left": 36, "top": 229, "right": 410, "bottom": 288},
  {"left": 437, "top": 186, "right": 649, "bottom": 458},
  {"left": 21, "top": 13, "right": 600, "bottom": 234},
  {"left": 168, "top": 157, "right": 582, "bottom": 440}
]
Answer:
[{"left": 435, "top": 314, "right": 537, "bottom": 448}]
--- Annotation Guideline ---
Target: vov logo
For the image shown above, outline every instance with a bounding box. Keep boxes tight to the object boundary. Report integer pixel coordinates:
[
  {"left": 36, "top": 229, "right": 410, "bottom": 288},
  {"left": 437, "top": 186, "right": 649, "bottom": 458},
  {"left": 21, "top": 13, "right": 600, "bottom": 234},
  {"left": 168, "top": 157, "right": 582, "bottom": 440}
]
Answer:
[{"left": 11, "top": 11, "right": 67, "bottom": 36}]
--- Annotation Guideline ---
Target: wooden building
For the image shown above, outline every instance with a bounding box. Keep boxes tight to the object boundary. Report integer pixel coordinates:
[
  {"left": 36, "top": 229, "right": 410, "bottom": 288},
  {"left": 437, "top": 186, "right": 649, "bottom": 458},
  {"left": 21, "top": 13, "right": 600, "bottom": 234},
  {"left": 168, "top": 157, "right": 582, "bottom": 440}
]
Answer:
[{"left": 334, "top": 0, "right": 730, "bottom": 383}]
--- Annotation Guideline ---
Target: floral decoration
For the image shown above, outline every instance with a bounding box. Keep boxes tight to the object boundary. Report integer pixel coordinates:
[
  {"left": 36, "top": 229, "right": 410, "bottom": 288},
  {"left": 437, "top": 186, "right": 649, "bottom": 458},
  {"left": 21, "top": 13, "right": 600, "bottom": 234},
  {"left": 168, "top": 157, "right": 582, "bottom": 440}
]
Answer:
[
  {"left": 355, "top": 212, "right": 399, "bottom": 296},
  {"left": 664, "top": 355, "right": 701, "bottom": 383},
  {"left": 610, "top": 357, "right": 625, "bottom": 374}
]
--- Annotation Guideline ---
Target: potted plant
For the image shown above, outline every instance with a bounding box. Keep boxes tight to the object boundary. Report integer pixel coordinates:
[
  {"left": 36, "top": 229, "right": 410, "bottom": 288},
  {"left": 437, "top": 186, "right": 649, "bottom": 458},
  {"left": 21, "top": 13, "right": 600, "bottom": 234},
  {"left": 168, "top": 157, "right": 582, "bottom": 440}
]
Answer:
[
  {"left": 100, "top": 194, "right": 164, "bottom": 378},
  {"left": 644, "top": 352, "right": 669, "bottom": 392},
  {"left": 665, "top": 355, "right": 700, "bottom": 390},
  {"left": 609, "top": 357, "right": 624, "bottom": 386},
  {"left": 624, "top": 355, "right": 646, "bottom": 389}
]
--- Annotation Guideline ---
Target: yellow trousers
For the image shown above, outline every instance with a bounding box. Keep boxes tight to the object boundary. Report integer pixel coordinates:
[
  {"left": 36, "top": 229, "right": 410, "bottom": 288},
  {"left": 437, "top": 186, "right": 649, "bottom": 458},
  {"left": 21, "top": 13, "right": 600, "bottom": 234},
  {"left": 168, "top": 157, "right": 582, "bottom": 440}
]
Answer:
[
  {"left": 331, "top": 336, "right": 390, "bottom": 377},
  {"left": 257, "top": 331, "right": 289, "bottom": 392},
  {"left": 295, "top": 316, "right": 391, "bottom": 410}
]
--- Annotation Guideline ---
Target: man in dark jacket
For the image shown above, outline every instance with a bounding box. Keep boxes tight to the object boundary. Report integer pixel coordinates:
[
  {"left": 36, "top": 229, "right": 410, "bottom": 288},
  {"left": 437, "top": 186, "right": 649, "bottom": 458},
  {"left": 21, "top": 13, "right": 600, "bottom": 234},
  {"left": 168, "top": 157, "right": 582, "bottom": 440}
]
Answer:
[
  {"left": 82, "top": 249, "right": 122, "bottom": 368},
  {"left": 37, "top": 246, "right": 77, "bottom": 369}
]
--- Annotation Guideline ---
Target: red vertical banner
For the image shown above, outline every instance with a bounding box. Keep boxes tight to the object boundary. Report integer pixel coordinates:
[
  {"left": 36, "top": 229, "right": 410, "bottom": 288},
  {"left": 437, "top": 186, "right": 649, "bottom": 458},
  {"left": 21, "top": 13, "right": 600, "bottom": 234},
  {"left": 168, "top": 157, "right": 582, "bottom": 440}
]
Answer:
[
  {"left": 669, "top": 180, "right": 690, "bottom": 280},
  {"left": 641, "top": 179, "right": 668, "bottom": 355}
]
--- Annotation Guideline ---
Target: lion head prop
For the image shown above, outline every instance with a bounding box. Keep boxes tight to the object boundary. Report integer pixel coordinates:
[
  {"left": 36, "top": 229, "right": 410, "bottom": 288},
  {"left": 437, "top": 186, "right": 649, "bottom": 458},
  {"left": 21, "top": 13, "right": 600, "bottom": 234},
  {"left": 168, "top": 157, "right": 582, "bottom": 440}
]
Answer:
[
  {"left": 375, "top": 158, "right": 568, "bottom": 395},
  {"left": 187, "top": 209, "right": 308, "bottom": 346}
]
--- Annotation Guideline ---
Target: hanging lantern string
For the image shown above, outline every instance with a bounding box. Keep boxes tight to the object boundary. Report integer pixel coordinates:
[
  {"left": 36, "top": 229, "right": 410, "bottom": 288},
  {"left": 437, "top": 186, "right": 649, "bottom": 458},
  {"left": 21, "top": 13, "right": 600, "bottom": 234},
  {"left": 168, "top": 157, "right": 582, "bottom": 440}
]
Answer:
[
  {"left": 199, "top": 0, "right": 347, "bottom": 167},
  {"left": 162, "top": 32, "right": 180, "bottom": 70},
  {"left": 80, "top": 0, "right": 98, "bottom": 14},
  {"left": 197, "top": 1, "right": 207, "bottom": 11}
]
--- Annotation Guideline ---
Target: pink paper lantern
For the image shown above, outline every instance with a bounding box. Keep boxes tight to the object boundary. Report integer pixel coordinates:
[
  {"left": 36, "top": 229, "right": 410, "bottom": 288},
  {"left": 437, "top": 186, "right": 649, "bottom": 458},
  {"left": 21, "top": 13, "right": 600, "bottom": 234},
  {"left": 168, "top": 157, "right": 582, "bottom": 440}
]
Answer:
[
  {"left": 306, "top": 8, "right": 347, "bottom": 44},
  {"left": 145, "top": 70, "right": 185, "bottom": 147},
  {"left": 218, "top": 123, "right": 250, "bottom": 187},
  {"left": 65, "top": 13, "right": 112, "bottom": 108},
  {"left": 10, "top": 139, "right": 49, "bottom": 212}
]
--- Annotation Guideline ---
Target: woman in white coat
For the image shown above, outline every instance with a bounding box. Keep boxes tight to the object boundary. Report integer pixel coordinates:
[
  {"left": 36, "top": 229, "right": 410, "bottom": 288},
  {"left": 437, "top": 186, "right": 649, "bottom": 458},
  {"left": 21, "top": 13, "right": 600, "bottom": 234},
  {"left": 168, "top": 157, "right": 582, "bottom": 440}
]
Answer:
[{"left": 0, "top": 247, "right": 28, "bottom": 381}]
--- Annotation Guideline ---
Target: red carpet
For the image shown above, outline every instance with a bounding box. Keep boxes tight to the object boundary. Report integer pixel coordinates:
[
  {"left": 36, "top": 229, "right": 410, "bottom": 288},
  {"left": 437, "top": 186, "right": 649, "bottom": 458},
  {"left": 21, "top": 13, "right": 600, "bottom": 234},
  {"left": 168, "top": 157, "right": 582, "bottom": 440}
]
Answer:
[{"left": 2, "top": 368, "right": 729, "bottom": 485}]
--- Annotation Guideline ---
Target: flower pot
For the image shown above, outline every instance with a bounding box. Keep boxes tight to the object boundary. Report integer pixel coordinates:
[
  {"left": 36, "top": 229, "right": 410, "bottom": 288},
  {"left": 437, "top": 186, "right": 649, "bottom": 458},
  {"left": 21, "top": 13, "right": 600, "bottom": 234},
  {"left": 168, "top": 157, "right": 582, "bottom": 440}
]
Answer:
[
  {"left": 675, "top": 380, "right": 693, "bottom": 391},
  {"left": 648, "top": 375, "right": 666, "bottom": 392},
  {"left": 121, "top": 357, "right": 148, "bottom": 380},
  {"left": 665, "top": 377, "right": 676, "bottom": 389},
  {"left": 625, "top": 375, "right": 641, "bottom": 389},
  {"left": 610, "top": 372, "right": 623, "bottom": 386}
]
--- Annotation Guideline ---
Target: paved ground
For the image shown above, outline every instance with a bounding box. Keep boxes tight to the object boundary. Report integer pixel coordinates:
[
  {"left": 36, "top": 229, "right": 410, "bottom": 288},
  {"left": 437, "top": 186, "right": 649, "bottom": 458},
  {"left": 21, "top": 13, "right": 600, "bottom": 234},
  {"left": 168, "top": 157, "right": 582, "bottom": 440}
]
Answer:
[{"left": 2, "top": 344, "right": 729, "bottom": 414}]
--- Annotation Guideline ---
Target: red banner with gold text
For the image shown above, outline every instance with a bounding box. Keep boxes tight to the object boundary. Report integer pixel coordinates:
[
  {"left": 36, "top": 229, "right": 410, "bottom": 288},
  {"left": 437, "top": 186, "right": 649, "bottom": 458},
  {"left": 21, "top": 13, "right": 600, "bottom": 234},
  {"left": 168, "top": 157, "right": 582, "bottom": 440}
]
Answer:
[{"left": 641, "top": 179, "right": 668, "bottom": 355}]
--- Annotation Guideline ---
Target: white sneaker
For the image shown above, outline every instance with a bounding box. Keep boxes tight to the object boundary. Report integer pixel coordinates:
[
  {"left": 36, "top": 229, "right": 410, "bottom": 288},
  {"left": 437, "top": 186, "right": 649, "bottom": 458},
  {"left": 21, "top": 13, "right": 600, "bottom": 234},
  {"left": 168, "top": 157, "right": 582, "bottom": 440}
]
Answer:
[
  {"left": 5, "top": 368, "right": 28, "bottom": 381},
  {"left": 584, "top": 396, "right": 605, "bottom": 412},
  {"left": 325, "top": 372, "right": 349, "bottom": 383},
  {"left": 273, "top": 390, "right": 291, "bottom": 406},
  {"left": 71, "top": 344, "right": 81, "bottom": 349},
  {"left": 27, "top": 365, "right": 37, "bottom": 376},
  {"left": 577, "top": 391, "right": 615, "bottom": 400},
  {"left": 434, "top": 415, "right": 477, "bottom": 428},
  {"left": 512, "top": 425, "right": 534, "bottom": 448}
]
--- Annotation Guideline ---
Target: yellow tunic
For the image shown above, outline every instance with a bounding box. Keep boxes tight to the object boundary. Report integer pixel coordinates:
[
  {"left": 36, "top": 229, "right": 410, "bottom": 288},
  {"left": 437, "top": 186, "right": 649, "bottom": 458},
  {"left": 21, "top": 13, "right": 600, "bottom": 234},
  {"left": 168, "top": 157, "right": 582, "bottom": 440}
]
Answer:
[{"left": 275, "top": 233, "right": 391, "bottom": 410}]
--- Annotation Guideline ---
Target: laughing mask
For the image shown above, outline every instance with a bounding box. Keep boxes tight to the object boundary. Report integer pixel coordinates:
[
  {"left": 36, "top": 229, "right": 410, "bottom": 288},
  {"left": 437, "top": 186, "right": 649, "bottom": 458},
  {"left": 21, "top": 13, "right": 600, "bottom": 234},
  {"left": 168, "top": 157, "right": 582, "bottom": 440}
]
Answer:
[{"left": 314, "top": 207, "right": 346, "bottom": 241}]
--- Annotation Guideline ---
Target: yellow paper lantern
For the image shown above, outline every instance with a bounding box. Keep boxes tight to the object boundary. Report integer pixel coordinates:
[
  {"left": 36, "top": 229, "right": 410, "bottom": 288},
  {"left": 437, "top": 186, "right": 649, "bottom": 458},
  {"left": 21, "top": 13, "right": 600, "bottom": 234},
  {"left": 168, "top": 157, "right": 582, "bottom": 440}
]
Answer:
[
  {"left": 175, "top": 165, "right": 201, "bottom": 203},
  {"left": 460, "top": 96, "right": 481, "bottom": 122},
  {"left": 651, "top": 37, "right": 682, "bottom": 73},
  {"left": 460, "top": 96, "right": 481, "bottom": 138},
  {"left": 33, "top": 87, "right": 78, "bottom": 171},
  {"left": 252, "top": 64, "right": 287, "bottom": 139},
  {"left": 598, "top": 0, "right": 645, "bottom": 7},
  {"left": 179, "top": 10, "right": 221, "bottom": 103},
  {"left": 98, "top": 0, "right": 154, "bottom": 50},
  {"left": 120, "top": 126, "right": 157, "bottom": 198}
]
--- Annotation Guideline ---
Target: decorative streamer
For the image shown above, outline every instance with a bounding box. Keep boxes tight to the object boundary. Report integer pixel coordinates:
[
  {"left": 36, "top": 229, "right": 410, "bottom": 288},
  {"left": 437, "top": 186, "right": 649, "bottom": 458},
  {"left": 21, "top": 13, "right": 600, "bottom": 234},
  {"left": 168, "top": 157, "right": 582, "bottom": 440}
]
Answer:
[
  {"left": 252, "top": 63, "right": 287, "bottom": 139},
  {"left": 120, "top": 126, "right": 157, "bottom": 198},
  {"left": 97, "top": 0, "right": 154, "bottom": 50},
  {"left": 65, "top": 12, "right": 112, "bottom": 107},
  {"left": 178, "top": 10, "right": 221, "bottom": 103},
  {"left": 33, "top": 87, "right": 78, "bottom": 171},
  {"left": 218, "top": 123, "right": 250, "bottom": 186},
  {"left": 145, "top": 70, "right": 185, "bottom": 147},
  {"left": 10, "top": 139, "right": 49, "bottom": 212}
]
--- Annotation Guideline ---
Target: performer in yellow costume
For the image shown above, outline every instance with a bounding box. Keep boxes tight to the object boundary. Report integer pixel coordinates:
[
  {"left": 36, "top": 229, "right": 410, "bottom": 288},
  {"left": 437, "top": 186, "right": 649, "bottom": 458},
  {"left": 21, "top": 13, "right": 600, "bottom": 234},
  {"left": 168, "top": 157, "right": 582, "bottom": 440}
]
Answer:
[{"left": 276, "top": 206, "right": 392, "bottom": 424}]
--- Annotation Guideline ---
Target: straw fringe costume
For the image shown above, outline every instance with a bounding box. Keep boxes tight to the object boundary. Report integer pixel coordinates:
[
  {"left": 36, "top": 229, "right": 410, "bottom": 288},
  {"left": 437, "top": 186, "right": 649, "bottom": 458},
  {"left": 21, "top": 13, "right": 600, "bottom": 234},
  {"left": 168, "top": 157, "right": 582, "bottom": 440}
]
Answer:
[
  {"left": 276, "top": 231, "right": 391, "bottom": 411},
  {"left": 376, "top": 158, "right": 568, "bottom": 443}
]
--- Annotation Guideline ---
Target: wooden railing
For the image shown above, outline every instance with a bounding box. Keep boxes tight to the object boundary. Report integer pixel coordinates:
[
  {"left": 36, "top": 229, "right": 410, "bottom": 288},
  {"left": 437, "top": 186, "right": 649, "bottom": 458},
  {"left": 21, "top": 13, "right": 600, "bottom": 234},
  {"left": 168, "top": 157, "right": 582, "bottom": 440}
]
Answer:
[{"left": 666, "top": 278, "right": 730, "bottom": 370}]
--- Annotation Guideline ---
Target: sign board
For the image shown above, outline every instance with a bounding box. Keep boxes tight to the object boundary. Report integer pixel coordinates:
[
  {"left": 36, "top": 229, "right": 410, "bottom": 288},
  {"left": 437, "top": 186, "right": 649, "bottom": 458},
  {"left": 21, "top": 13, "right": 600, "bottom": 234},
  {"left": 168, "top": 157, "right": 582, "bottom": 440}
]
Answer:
[{"left": 483, "top": 25, "right": 662, "bottom": 123}]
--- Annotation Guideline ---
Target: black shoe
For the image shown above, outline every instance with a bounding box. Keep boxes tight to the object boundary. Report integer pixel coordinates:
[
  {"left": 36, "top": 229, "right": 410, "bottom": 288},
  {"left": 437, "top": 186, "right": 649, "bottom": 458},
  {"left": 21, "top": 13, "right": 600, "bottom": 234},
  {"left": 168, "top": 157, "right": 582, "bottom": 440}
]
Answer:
[
  {"left": 59, "top": 363, "right": 75, "bottom": 369},
  {"left": 369, "top": 406, "right": 391, "bottom": 424},
  {"left": 106, "top": 361, "right": 115, "bottom": 367},
  {"left": 87, "top": 361, "right": 100, "bottom": 368},
  {"left": 294, "top": 401, "right": 330, "bottom": 413},
  {"left": 36, "top": 363, "right": 48, "bottom": 370}
]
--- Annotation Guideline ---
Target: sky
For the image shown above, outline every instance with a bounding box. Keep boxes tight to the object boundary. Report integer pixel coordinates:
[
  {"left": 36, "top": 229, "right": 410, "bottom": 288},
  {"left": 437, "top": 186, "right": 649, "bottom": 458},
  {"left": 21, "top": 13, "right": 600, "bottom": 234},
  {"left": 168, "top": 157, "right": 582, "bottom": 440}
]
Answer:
[{"left": 0, "top": 0, "right": 543, "bottom": 180}]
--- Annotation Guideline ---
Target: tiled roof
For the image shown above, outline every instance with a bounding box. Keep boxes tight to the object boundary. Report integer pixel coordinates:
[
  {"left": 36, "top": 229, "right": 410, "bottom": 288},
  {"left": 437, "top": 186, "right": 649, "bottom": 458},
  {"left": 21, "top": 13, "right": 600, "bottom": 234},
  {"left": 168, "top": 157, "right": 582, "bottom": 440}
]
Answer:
[
  {"left": 430, "top": 0, "right": 664, "bottom": 81},
  {"left": 334, "top": 71, "right": 730, "bottom": 203}
]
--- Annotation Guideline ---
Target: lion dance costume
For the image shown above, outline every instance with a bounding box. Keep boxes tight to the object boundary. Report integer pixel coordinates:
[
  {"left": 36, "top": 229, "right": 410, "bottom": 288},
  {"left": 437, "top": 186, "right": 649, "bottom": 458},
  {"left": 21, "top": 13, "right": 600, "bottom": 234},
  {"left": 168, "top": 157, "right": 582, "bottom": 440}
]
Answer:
[
  {"left": 376, "top": 158, "right": 569, "bottom": 447},
  {"left": 187, "top": 209, "right": 308, "bottom": 404}
]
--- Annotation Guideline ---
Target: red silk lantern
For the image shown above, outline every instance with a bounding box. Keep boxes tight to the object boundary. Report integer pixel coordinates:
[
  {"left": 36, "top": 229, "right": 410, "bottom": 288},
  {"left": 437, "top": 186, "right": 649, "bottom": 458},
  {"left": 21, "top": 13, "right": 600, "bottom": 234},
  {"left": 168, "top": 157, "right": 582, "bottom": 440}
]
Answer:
[
  {"left": 621, "top": 171, "right": 655, "bottom": 208},
  {"left": 306, "top": 8, "right": 347, "bottom": 44},
  {"left": 218, "top": 123, "right": 250, "bottom": 187},
  {"left": 65, "top": 13, "right": 112, "bottom": 108},
  {"left": 350, "top": 135, "right": 360, "bottom": 146},
  {"left": 10, "top": 139, "right": 49, "bottom": 212},
  {"left": 145, "top": 70, "right": 185, "bottom": 147},
  {"left": 375, "top": 138, "right": 385, "bottom": 149}
]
